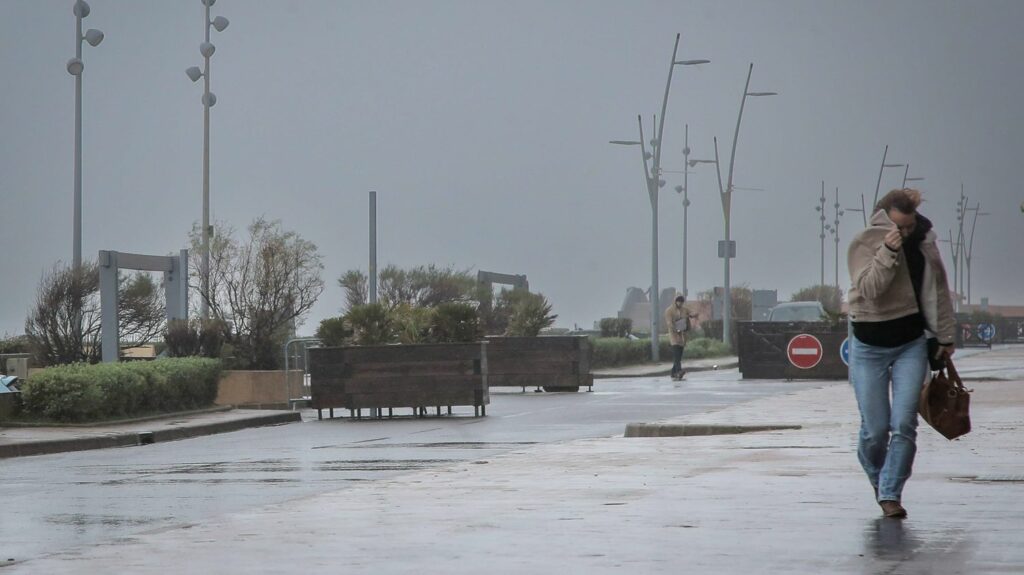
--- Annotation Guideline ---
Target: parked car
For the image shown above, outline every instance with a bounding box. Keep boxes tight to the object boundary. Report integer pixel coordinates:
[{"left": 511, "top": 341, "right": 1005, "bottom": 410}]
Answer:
[{"left": 767, "top": 301, "right": 827, "bottom": 322}]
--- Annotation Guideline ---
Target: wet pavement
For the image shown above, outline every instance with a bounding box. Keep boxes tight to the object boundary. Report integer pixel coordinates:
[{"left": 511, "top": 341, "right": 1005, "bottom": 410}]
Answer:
[
  {"left": 0, "top": 371, "right": 816, "bottom": 565},
  {"left": 2, "top": 346, "right": 1021, "bottom": 573}
]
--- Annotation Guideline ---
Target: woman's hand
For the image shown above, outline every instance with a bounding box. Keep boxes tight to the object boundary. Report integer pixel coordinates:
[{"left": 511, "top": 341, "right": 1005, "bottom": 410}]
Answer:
[{"left": 884, "top": 228, "right": 903, "bottom": 251}]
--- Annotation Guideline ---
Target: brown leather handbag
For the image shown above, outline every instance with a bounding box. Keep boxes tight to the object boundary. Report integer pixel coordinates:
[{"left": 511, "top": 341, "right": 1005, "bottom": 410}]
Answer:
[{"left": 919, "top": 354, "right": 972, "bottom": 440}]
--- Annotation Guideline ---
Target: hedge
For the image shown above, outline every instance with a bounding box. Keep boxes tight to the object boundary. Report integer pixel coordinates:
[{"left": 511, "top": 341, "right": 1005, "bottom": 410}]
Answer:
[
  {"left": 19, "top": 358, "right": 222, "bottom": 423},
  {"left": 591, "top": 336, "right": 732, "bottom": 369}
]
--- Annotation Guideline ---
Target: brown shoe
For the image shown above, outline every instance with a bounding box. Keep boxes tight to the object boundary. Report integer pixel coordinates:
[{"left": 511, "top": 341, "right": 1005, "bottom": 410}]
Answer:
[{"left": 879, "top": 500, "right": 907, "bottom": 519}]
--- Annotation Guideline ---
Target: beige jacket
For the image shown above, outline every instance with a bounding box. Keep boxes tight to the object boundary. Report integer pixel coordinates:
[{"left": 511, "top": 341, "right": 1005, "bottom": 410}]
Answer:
[
  {"left": 664, "top": 303, "right": 693, "bottom": 346},
  {"left": 846, "top": 209, "right": 955, "bottom": 344}
]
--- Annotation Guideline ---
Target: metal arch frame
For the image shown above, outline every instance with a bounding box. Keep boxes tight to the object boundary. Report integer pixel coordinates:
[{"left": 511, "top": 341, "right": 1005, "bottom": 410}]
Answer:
[{"left": 100, "top": 249, "right": 189, "bottom": 362}]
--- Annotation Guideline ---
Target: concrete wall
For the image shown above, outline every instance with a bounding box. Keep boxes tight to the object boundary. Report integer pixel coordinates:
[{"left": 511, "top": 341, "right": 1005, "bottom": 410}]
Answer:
[{"left": 215, "top": 370, "right": 305, "bottom": 409}]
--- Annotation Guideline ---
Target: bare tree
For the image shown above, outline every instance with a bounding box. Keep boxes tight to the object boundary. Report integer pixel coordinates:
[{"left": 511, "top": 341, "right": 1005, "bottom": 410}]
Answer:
[
  {"left": 189, "top": 217, "right": 325, "bottom": 369},
  {"left": 25, "top": 263, "right": 166, "bottom": 365}
]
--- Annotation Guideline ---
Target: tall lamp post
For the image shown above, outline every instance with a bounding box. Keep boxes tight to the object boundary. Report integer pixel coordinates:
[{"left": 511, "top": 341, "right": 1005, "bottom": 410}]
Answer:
[
  {"left": 815, "top": 181, "right": 827, "bottom": 286},
  {"left": 901, "top": 165, "right": 925, "bottom": 189},
  {"left": 824, "top": 187, "right": 845, "bottom": 288},
  {"left": 68, "top": 0, "right": 104, "bottom": 270},
  {"left": 872, "top": 144, "right": 905, "bottom": 208},
  {"left": 186, "top": 0, "right": 229, "bottom": 320},
  {"left": 610, "top": 33, "right": 708, "bottom": 361},
  {"left": 963, "top": 201, "right": 989, "bottom": 306},
  {"left": 673, "top": 124, "right": 716, "bottom": 299},
  {"left": 712, "top": 63, "right": 776, "bottom": 348}
]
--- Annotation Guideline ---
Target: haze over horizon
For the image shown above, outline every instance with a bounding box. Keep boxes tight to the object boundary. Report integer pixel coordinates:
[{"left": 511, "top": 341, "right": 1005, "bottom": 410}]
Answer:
[{"left": 2, "top": 0, "right": 1022, "bottom": 337}]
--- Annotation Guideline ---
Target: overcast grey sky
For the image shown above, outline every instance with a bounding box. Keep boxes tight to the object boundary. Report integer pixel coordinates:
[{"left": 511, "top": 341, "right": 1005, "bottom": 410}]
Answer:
[{"left": 2, "top": 0, "right": 1022, "bottom": 337}]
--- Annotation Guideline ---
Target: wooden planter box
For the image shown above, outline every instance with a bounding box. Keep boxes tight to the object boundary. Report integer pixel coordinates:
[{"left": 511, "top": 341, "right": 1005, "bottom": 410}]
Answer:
[
  {"left": 737, "top": 321, "right": 849, "bottom": 380},
  {"left": 309, "top": 342, "right": 489, "bottom": 419},
  {"left": 486, "top": 336, "right": 593, "bottom": 392}
]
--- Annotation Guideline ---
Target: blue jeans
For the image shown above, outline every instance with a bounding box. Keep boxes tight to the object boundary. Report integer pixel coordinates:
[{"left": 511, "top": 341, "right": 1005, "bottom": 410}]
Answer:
[{"left": 850, "top": 334, "right": 927, "bottom": 503}]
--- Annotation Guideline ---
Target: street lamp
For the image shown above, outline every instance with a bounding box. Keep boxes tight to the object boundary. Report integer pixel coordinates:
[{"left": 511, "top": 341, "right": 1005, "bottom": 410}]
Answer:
[
  {"left": 68, "top": 0, "right": 104, "bottom": 270},
  {"left": 711, "top": 63, "right": 776, "bottom": 348},
  {"left": 901, "top": 164, "right": 925, "bottom": 189},
  {"left": 186, "top": 0, "right": 229, "bottom": 320},
  {"left": 673, "top": 124, "right": 716, "bottom": 299},
  {"left": 610, "top": 33, "right": 708, "bottom": 362},
  {"left": 823, "top": 187, "right": 845, "bottom": 288},
  {"left": 815, "top": 181, "right": 827, "bottom": 286},
  {"left": 872, "top": 144, "right": 905, "bottom": 208},
  {"left": 846, "top": 193, "right": 867, "bottom": 228},
  {"left": 964, "top": 201, "right": 989, "bottom": 306}
]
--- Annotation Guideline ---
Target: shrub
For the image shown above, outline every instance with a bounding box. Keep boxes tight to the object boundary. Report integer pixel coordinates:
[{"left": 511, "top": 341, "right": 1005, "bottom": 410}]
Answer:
[
  {"left": 19, "top": 365, "right": 104, "bottom": 422},
  {"left": 164, "top": 320, "right": 201, "bottom": 357},
  {"left": 315, "top": 316, "right": 352, "bottom": 347},
  {"left": 0, "top": 334, "right": 31, "bottom": 354},
  {"left": 430, "top": 303, "right": 480, "bottom": 343},
  {"left": 198, "top": 319, "right": 228, "bottom": 358},
  {"left": 505, "top": 291, "right": 557, "bottom": 337},
  {"left": 390, "top": 304, "right": 435, "bottom": 344},
  {"left": 345, "top": 303, "right": 394, "bottom": 345},
  {"left": 598, "top": 318, "right": 632, "bottom": 338},
  {"left": 20, "top": 358, "right": 222, "bottom": 422}
]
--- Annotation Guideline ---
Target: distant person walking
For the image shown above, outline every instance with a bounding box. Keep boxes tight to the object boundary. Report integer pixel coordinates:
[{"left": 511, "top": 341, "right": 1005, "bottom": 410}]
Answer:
[
  {"left": 847, "top": 188, "right": 955, "bottom": 519},
  {"left": 664, "top": 294, "right": 697, "bottom": 380}
]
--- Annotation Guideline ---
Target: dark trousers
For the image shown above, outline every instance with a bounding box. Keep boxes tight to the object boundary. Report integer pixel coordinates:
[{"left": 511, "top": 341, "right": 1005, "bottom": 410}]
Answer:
[{"left": 671, "top": 344, "right": 685, "bottom": 376}]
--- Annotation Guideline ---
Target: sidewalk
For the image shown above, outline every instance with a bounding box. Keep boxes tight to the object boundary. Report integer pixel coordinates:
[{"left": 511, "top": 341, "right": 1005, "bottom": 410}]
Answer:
[
  {"left": 593, "top": 354, "right": 738, "bottom": 378},
  {"left": 9, "top": 346, "right": 1023, "bottom": 574},
  {"left": 0, "top": 408, "right": 300, "bottom": 459}
]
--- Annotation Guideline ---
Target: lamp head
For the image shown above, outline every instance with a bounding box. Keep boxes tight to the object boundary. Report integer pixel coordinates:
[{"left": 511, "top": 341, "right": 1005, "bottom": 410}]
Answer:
[
  {"left": 73, "top": 0, "right": 91, "bottom": 18},
  {"left": 186, "top": 66, "right": 203, "bottom": 82},
  {"left": 212, "top": 16, "right": 230, "bottom": 32},
  {"left": 202, "top": 92, "right": 217, "bottom": 107},
  {"left": 84, "top": 28, "right": 104, "bottom": 47},
  {"left": 66, "top": 57, "right": 84, "bottom": 76},
  {"left": 200, "top": 42, "right": 216, "bottom": 58},
  {"left": 202, "top": 0, "right": 217, "bottom": 6}
]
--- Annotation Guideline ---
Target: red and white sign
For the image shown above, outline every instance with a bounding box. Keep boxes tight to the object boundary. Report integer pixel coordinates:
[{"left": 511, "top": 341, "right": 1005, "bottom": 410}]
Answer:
[{"left": 787, "top": 334, "right": 823, "bottom": 369}]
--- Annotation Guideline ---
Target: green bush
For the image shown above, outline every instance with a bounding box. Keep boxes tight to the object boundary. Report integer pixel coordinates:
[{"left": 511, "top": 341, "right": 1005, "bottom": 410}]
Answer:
[
  {"left": 19, "top": 365, "right": 105, "bottom": 422},
  {"left": 315, "top": 316, "right": 352, "bottom": 347},
  {"left": 0, "top": 334, "right": 31, "bottom": 354},
  {"left": 164, "top": 319, "right": 202, "bottom": 357},
  {"left": 20, "top": 358, "right": 222, "bottom": 422},
  {"left": 598, "top": 318, "right": 632, "bottom": 338},
  {"left": 430, "top": 303, "right": 480, "bottom": 343},
  {"left": 505, "top": 291, "right": 557, "bottom": 337},
  {"left": 390, "top": 304, "right": 435, "bottom": 344},
  {"left": 165, "top": 319, "right": 228, "bottom": 359},
  {"left": 345, "top": 303, "right": 394, "bottom": 345}
]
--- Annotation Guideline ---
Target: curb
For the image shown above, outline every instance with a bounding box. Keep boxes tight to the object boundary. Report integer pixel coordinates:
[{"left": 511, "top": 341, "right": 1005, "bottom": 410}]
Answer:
[
  {"left": 623, "top": 422, "right": 802, "bottom": 437},
  {"left": 593, "top": 360, "right": 738, "bottom": 379},
  {"left": 0, "top": 411, "right": 301, "bottom": 459},
  {"left": 0, "top": 405, "right": 234, "bottom": 428}
]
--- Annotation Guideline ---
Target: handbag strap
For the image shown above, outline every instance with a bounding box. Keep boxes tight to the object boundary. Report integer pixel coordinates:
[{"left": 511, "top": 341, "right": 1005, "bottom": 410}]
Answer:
[{"left": 940, "top": 352, "right": 966, "bottom": 392}]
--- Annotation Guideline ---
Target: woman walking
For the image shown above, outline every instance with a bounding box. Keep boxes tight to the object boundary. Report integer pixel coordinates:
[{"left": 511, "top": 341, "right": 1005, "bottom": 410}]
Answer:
[{"left": 846, "top": 188, "right": 955, "bottom": 518}]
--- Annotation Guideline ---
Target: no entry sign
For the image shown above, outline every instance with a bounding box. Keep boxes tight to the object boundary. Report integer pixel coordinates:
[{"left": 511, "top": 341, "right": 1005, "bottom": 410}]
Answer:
[{"left": 787, "top": 334, "right": 823, "bottom": 369}]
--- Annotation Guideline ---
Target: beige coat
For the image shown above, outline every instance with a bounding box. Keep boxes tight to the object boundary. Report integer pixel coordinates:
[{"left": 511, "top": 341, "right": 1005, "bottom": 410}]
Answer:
[
  {"left": 664, "top": 303, "right": 693, "bottom": 346},
  {"left": 846, "top": 209, "right": 955, "bottom": 344}
]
